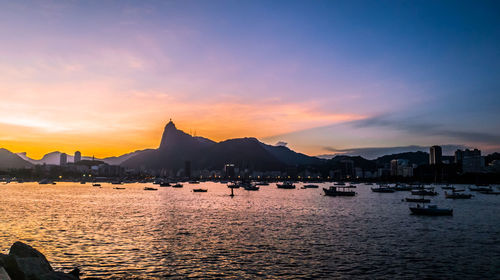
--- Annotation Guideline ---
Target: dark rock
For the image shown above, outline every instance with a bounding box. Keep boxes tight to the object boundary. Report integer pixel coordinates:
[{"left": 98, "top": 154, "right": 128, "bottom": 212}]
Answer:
[
  {"left": 0, "top": 254, "right": 25, "bottom": 280},
  {"left": 9, "top": 242, "right": 53, "bottom": 269},
  {"left": 2, "top": 242, "right": 78, "bottom": 280},
  {"left": 0, "top": 266, "right": 12, "bottom": 280},
  {"left": 38, "top": 271, "right": 78, "bottom": 280}
]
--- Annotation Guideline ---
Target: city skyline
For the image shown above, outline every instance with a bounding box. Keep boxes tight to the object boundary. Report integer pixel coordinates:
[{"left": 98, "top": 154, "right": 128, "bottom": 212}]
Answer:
[{"left": 1, "top": 1, "right": 499, "bottom": 158}]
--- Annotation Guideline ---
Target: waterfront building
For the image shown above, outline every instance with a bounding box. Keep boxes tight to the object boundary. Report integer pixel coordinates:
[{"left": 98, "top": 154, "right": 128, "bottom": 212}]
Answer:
[
  {"left": 74, "top": 151, "right": 81, "bottom": 163},
  {"left": 462, "top": 149, "right": 484, "bottom": 173},
  {"left": 60, "top": 153, "right": 67, "bottom": 166},
  {"left": 429, "top": 145, "right": 442, "bottom": 165}
]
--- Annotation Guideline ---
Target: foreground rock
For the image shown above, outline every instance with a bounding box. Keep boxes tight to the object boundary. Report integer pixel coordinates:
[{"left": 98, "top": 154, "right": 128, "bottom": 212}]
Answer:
[{"left": 0, "top": 242, "right": 80, "bottom": 280}]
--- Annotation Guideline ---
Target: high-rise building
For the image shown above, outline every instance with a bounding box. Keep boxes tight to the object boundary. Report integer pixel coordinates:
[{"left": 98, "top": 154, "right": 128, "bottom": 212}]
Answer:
[
  {"left": 462, "top": 149, "right": 484, "bottom": 173},
  {"left": 74, "top": 151, "right": 81, "bottom": 163},
  {"left": 454, "top": 149, "right": 463, "bottom": 164},
  {"left": 184, "top": 161, "right": 191, "bottom": 178},
  {"left": 429, "top": 146, "right": 442, "bottom": 165},
  {"left": 390, "top": 159, "right": 412, "bottom": 177},
  {"left": 60, "top": 153, "right": 67, "bottom": 166},
  {"left": 224, "top": 164, "right": 235, "bottom": 178}
]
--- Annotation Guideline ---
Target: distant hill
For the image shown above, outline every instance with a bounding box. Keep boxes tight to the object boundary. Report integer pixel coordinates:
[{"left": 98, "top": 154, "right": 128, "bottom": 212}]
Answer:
[
  {"left": 0, "top": 148, "right": 33, "bottom": 170},
  {"left": 327, "top": 155, "right": 377, "bottom": 170},
  {"left": 375, "top": 151, "right": 429, "bottom": 166},
  {"left": 122, "top": 121, "right": 322, "bottom": 171},
  {"left": 17, "top": 151, "right": 95, "bottom": 165},
  {"left": 101, "top": 150, "right": 153, "bottom": 165}
]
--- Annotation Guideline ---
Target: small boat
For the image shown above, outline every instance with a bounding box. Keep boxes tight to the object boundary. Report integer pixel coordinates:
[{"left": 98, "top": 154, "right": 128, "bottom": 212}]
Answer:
[
  {"left": 303, "top": 184, "right": 319, "bottom": 189},
  {"left": 92, "top": 183, "right": 101, "bottom": 187},
  {"left": 80, "top": 181, "right": 86, "bottom": 184},
  {"left": 38, "top": 179, "right": 52, "bottom": 185},
  {"left": 227, "top": 183, "right": 240, "bottom": 188},
  {"left": 113, "top": 187, "right": 126, "bottom": 190},
  {"left": 323, "top": 186, "right": 356, "bottom": 196},
  {"left": 52, "top": 182, "right": 57, "bottom": 185},
  {"left": 410, "top": 204, "right": 453, "bottom": 216},
  {"left": 469, "top": 186, "right": 492, "bottom": 192},
  {"left": 445, "top": 191, "right": 473, "bottom": 199},
  {"left": 277, "top": 182, "right": 295, "bottom": 189},
  {"left": 411, "top": 189, "right": 438, "bottom": 196},
  {"left": 371, "top": 185, "right": 395, "bottom": 193},
  {"left": 144, "top": 187, "right": 158, "bottom": 191},
  {"left": 111, "top": 181, "right": 123, "bottom": 185},
  {"left": 405, "top": 198, "right": 431, "bottom": 203},
  {"left": 193, "top": 188, "right": 207, "bottom": 192},
  {"left": 243, "top": 185, "right": 259, "bottom": 191},
  {"left": 255, "top": 182, "right": 269, "bottom": 186},
  {"left": 189, "top": 181, "right": 200, "bottom": 184},
  {"left": 479, "top": 190, "right": 500, "bottom": 195},
  {"left": 172, "top": 184, "right": 183, "bottom": 188},
  {"left": 160, "top": 182, "right": 171, "bottom": 187},
  {"left": 393, "top": 184, "right": 413, "bottom": 191}
]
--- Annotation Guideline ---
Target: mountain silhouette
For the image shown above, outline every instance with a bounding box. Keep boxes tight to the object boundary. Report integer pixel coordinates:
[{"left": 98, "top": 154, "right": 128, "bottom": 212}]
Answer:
[
  {"left": 0, "top": 149, "right": 33, "bottom": 170},
  {"left": 122, "top": 121, "right": 323, "bottom": 171}
]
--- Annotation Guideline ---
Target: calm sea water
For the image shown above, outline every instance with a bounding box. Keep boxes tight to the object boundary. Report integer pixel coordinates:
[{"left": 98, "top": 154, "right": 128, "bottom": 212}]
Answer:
[{"left": 0, "top": 182, "right": 499, "bottom": 279}]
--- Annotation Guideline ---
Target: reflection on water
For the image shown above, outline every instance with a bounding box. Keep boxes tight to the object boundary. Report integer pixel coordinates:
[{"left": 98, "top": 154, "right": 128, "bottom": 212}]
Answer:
[{"left": 0, "top": 182, "right": 499, "bottom": 279}]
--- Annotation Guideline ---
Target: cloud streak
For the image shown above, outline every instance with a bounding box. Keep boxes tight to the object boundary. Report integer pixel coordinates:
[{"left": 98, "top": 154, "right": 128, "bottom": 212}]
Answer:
[{"left": 351, "top": 115, "right": 500, "bottom": 145}]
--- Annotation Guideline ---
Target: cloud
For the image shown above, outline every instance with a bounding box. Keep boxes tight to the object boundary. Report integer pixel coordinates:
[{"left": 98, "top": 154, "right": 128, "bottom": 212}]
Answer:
[
  {"left": 351, "top": 115, "right": 500, "bottom": 145},
  {"left": 275, "top": 141, "right": 288, "bottom": 147}
]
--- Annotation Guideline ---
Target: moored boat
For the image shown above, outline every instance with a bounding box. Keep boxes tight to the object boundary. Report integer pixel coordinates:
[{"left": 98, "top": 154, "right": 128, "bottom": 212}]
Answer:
[
  {"left": 445, "top": 191, "right": 473, "bottom": 199},
  {"left": 193, "top": 188, "right": 207, "bottom": 192},
  {"left": 410, "top": 204, "right": 453, "bottom": 216},
  {"left": 160, "top": 182, "right": 171, "bottom": 187},
  {"left": 411, "top": 189, "right": 438, "bottom": 196},
  {"left": 38, "top": 179, "right": 52, "bottom": 185},
  {"left": 172, "top": 184, "right": 183, "bottom": 188},
  {"left": 393, "top": 184, "right": 413, "bottom": 191},
  {"left": 303, "top": 184, "right": 319, "bottom": 189},
  {"left": 277, "top": 182, "right": 295, "bottom": 189},
  {"left": 92, "top": 183, "right": 101, "bottom": 187},
  {"left": 242, "top": 181, "right": 259, "bottom": 191},
  {"left": 405, "top": 198, "right": 431, "bottom": 203},
  {"left": 144, "top": 187, "right": 158, "bottom": 191},
  {"left": 323, "top": 186, "right": 356, "bottom": 196},
  {"left": 479, "top": 190, "right": 500, "bottom": 195},
  {"left": 469, "top": 185, "right": 492, "bottom": 192},
  {"left": 371, "top": 185, "right": 395, "bottom": 193}
]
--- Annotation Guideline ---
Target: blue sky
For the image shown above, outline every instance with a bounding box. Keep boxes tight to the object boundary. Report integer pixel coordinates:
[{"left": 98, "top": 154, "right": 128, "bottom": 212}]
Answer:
[{"left": 0, "top": 0, "right": 499, "bottom": 157}]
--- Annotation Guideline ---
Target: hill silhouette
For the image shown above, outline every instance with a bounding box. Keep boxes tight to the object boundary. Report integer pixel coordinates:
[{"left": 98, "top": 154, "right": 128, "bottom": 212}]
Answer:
[
  {"left": 122, "top": 121, "right": 323, "bottom": 171},
  {"left": 0, "top": 149, "right": 33, "bottom": 170}
]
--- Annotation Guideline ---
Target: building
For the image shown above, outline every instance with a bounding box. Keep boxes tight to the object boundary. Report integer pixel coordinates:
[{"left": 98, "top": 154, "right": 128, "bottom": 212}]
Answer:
[
  {"left": 429, "top": 146, "right": 442, "bottom": 165},
  {"left": 74, "top": 151, "right": 81, "bottom": 163},
  {"left": 390, "top": 159, "right": 413, "bottom": 177},
  {"left": 60, "top": 153, "right": 67, "bottom": 166},
  {"left": 461, "top": 149, "right": 484, "bottom": 173},
  {"left": 224, "top": 164, "right": 235, "bottom": 178},
  {"left": 184, "top": 161, "right": 191, "bottom": 178},
  {"left": 455, "top": 149, "right": 463, "bottom": 164}
]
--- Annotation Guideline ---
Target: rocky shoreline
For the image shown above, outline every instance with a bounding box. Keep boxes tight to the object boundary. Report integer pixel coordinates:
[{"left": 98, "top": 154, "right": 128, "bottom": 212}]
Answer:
[{"left": 0, "top": 242, "right": 80, "bottom": 280}]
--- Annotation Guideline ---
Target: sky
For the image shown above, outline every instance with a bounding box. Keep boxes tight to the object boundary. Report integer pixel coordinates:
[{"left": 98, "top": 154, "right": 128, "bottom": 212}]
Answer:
[{"left": 0, "top": 0, "right": 499, "bottom": 159}]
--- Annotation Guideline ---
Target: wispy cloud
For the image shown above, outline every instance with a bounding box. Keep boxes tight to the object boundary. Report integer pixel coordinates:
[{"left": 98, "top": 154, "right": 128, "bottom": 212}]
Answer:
[{"left": 351, "top": 115, "right": 500, "bottom": 145}]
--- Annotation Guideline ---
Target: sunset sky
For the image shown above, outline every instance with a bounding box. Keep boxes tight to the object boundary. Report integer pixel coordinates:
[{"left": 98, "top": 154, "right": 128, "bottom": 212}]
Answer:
[{"left": 1, "top": 0, "right": 499, "bottom": 159}]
